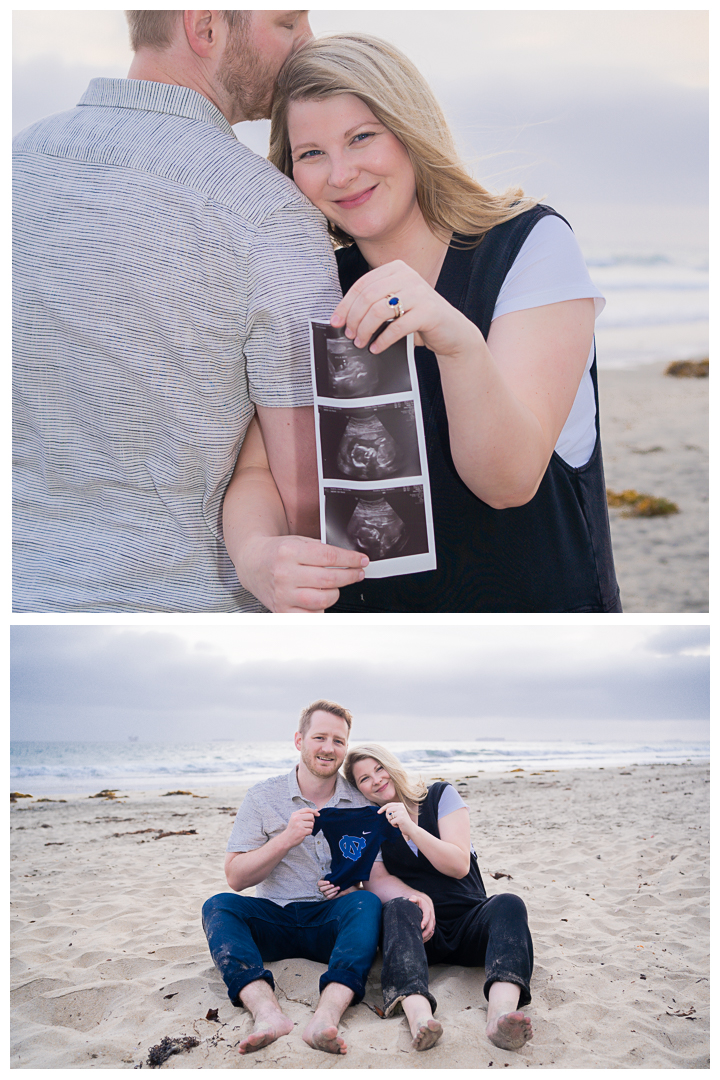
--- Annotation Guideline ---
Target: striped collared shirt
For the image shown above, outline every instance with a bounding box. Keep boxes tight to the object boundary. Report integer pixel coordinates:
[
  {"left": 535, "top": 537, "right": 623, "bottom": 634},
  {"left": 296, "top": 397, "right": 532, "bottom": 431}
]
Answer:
[
  {"left": 13, "top": 78, "right": 341, "bottom": 612},
  {"left": 226, "top": 768, "right": 372, "bottom": 906}
]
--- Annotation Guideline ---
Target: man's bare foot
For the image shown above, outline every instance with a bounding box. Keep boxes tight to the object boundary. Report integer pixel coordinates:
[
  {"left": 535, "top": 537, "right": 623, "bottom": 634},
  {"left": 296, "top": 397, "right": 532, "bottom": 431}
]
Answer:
[
  {"left": 238, "top": 1011, "right": 293, "bottom": 1054},
  {"left": 486, "top": 1010, "right": 533, "bottom": 1050},
  {"left": 302, "top": 1015, "right": 347, "bottom": 1054},
  {"left": 411, "top": 1017, "right": 443, "bottom": 1051}
]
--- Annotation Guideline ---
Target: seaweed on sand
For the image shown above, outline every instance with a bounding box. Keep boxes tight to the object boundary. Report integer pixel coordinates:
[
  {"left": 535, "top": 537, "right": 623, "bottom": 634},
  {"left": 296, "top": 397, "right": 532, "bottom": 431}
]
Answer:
[
  {"left": 664, "top": 358, "right": 708, "bottom": 378},
  {"left": 145, "top": 1035, "right": 200, "bottom": 1068},
  {"left": 606, "top": 489, "right": 679, "bottom": 517}
]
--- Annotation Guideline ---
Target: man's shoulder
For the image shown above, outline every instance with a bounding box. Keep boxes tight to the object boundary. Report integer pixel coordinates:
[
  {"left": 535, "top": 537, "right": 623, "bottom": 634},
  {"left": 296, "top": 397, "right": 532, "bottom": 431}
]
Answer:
[{"left": 12, "top": 87, "right": 323, "bottom": 233}]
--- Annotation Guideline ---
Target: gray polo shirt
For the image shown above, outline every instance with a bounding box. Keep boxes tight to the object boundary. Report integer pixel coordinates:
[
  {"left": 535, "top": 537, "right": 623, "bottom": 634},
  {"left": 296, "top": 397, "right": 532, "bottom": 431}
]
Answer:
[{"left": 227, "top": 768, "right": 372, "bottom": 906}]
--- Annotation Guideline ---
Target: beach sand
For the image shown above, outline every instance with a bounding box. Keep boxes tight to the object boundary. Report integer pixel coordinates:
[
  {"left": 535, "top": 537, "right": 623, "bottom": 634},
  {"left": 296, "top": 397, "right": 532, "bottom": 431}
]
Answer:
[
  {"left": 598, "top": 361, "right": 708, "bottom": 612},
  {"left": 11, "top": 762, "right": 709, "bottom": 1069}
]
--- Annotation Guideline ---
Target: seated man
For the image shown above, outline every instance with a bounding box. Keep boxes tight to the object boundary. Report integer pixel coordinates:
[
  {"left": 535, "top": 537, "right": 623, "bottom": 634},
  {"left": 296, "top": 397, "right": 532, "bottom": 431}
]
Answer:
[{"left": 202, "top": 699, "right": 434, "bottom": 1055}]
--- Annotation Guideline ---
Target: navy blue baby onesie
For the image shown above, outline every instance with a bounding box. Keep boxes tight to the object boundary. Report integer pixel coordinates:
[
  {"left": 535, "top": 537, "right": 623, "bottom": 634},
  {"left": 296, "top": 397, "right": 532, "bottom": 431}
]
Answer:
[{"left": 312, "top": 806, "right": 397, "bottom": 888}]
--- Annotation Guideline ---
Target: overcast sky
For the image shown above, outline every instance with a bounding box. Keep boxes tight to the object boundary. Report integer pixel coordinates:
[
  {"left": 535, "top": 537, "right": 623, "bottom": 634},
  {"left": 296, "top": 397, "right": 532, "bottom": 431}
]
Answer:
[
  {"left": 12, "top": 8, "right": 708, "bottom": 232},
  {"left": 11, "top": 624, "right": 709, "bottom": 744}
]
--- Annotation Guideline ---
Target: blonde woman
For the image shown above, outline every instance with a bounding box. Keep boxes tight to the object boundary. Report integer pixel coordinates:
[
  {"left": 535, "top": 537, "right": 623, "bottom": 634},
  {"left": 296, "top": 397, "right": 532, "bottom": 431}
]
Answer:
[
  {"left": 320, "top": 744, "right": 534, "bottom": 1051},
  {"left": 225, "top": 33, "right": 620, "bottom": 613}
]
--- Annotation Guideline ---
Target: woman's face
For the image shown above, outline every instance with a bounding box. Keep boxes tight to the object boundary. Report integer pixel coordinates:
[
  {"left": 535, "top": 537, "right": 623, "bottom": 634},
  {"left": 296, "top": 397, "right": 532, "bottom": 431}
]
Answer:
[
  {"left": 352, "top": 757, "right": 397, "bottom": 804},
  {"left": 287, "top": 93, "right": 422, "bottom": 246}
]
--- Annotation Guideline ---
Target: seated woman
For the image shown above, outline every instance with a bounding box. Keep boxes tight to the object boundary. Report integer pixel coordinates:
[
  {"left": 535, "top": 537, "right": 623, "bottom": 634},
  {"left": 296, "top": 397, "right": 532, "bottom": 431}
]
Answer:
[
  {"left": 321, "top": 743, "right": 533, "bottom": 1052},
  {"left": 224, "top": 32, "right": 620, "bottom": 613}
]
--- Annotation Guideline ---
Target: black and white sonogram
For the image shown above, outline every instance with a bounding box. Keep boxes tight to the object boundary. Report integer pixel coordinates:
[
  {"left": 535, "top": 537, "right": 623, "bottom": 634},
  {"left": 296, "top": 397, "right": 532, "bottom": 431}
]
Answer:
[
  {"left": 325, "top": 486, "right": 429, "bottom": 562},
  {"left": 319, "top": 402, "right": 422, "bottom": 482},
  {"left": 312, "top": 321, "right": 412, "bottom": 399}
]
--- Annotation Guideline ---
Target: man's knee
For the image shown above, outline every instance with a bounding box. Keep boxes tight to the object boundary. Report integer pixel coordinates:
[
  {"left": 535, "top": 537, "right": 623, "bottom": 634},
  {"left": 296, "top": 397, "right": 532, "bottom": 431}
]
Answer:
[
  {"left": 353, "top": 889, "right": 383, "bottom": 921},
  {"left": 201, "top": 891, "right": 254, "bottom": 934}
]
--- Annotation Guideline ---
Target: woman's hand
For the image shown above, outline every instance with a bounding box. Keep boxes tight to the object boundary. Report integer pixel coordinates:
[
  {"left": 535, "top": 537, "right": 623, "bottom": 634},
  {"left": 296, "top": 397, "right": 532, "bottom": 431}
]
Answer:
[
  {"left": 318, "top": 880, "right": 358, "bottom": 900},
  {"left": 334, "top": 259, "right": 596, "bottom": 508},
  {"left": 378, "top": 801, "right": 415, "bottom": 840},
  {"left": 330, "top": 260, "right": 480, "bottom": 361}
]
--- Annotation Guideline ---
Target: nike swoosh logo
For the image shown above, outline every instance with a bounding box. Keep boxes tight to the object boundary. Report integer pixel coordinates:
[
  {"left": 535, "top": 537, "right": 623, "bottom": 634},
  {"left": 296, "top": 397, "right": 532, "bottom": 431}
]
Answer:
[{"left": 362, "top": 831, "right": 371, "bottom": 835}]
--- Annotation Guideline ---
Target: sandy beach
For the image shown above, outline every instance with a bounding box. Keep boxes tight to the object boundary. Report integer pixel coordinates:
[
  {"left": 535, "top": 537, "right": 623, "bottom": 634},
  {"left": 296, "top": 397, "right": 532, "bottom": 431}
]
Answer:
[
  {"left": 597, "top": 361, "right": 708, "bottom": 612},
  {"left": 10, "top": 761, "right": 708, "bottom": 1069}
]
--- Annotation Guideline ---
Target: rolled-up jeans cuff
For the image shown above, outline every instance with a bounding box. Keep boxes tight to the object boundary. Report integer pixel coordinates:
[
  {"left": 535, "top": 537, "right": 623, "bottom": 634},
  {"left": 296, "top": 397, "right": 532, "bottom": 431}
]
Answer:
[
  {"left": 383, "top": 988, "right": 437, "bottom": 1018},
  {"left": 228, "top": 967, "right": 275, "bottom": 1006},
  {"left": 484, "top": 972, "right": 532, "bottom": 1009},
  {"left": 319, "top": 967, "right": 366, "bottom": 1005}
]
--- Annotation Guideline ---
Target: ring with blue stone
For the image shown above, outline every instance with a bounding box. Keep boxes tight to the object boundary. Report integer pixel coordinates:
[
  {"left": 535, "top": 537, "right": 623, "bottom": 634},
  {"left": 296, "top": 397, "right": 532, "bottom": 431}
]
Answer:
[{"left": 386, "top": 294, "right": 405, "bottom": 319}]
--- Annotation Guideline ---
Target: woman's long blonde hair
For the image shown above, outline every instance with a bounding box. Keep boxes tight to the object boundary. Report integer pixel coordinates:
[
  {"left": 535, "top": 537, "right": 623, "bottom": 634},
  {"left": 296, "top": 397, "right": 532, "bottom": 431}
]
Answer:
[
  {"left": 269, "top": 32, "right": 538, "bottom": 247},
  {"left": 343, "top": 743, "right": 427, "bottom": 813}
]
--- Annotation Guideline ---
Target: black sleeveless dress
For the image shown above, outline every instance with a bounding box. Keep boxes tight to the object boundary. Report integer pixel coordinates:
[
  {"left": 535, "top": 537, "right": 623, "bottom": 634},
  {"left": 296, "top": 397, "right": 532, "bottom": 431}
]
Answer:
[
  {"left": 328, "top": 205, "right": 621, "bottom": 613},
  {"left": 379, "top": 782, "right": 534, "bottom": 1006},
  {"left": 381, "top": 782, "right": 487, "bottom": 952}
]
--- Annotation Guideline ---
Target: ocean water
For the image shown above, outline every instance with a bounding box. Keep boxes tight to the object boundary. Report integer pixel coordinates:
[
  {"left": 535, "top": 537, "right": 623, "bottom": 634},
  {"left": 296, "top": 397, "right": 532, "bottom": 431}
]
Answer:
[
  {"left": 566, "top": 202, "right": 708, "bottom": 370},
  {"left": 10, "top": 739, "right": 709, "bottom": 797}
]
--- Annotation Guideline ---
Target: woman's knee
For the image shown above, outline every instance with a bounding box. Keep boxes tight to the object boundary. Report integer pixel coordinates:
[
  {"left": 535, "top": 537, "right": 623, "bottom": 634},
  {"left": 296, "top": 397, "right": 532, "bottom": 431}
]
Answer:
[
  {"left": 382, "top": 896, "right": 423, "bottom": 933},
  {"left": 489, "top": 892, "right": 529, "bottom": 924}
]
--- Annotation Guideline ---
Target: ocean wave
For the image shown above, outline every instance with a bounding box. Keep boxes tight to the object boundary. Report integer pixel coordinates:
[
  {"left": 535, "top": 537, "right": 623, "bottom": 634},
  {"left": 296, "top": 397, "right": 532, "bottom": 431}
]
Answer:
[
  {"left": 597, "top": 312, "right": 708, "bottom": 330},
  {"left": 10, "top": 740, "right": 709, "bottom": 792}
]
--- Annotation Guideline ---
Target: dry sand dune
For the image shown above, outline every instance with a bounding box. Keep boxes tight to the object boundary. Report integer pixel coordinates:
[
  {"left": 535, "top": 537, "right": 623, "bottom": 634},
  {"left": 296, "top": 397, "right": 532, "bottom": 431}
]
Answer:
[{"left": 11, "top": 762, "right": 709, "bottom": 1069}]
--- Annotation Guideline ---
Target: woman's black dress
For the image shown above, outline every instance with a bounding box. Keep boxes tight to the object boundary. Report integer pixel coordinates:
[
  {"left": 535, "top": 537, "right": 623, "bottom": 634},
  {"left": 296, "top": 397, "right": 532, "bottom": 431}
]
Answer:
[
  {"left": 329, "top": 205, "right": 621, "bottom": 613},
  {"left": 378, "top": 782, "right": 533, "bottom": 1011}
]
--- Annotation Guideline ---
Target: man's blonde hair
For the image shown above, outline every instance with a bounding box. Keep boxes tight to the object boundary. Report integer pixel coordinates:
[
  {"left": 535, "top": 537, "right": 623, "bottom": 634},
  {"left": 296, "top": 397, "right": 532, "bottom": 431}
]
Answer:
[
  {"left": 125, "top": 10, "right": 248, "bottom": 53},
  {"left": 298, "top": 699, "right": 353, "bottom": 738}
]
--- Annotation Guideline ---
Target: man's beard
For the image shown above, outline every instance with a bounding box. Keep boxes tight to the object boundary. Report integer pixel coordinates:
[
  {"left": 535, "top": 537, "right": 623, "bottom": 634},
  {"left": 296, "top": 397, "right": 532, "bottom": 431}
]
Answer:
[
  {"left": 218, "top": 27, "right": 277, "bottom": 121},
  {"left": 300, "top": 744, "right": 342, "bottom": 780}
]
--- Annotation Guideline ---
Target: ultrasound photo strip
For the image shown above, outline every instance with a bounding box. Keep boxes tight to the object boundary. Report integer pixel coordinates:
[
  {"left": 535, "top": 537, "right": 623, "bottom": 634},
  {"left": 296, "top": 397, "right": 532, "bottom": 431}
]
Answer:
[{"left": 310, "top": 319, "right": 436, "bottom": 579}]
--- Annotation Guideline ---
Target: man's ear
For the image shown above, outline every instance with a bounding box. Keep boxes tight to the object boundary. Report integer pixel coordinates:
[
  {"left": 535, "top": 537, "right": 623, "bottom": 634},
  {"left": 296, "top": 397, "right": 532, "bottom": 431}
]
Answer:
[
  {"left": 294, "top": 731, "right": 303, "bottom": 752},
  {"left": 183, "top": 10, "right": 224, "bottom": 59}
]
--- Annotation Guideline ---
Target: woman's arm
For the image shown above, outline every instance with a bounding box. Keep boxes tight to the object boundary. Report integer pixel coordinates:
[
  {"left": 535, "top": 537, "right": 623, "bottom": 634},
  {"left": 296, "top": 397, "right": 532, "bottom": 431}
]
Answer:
[
  {"left": 222, "top": 413, "right": 368, "bottom": 612},
  {"left": 331, "top": 262, "right": 594, "bottom": 508},
  {"left": 379, "top": 802, "right": 471, "bottom": 879}
]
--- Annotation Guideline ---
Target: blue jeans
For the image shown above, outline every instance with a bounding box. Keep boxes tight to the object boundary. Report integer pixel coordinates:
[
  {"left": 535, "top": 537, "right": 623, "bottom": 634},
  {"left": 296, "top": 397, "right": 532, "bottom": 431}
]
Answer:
[{"left": 202, "top": 891, "right": 382, "bottom": 1006}]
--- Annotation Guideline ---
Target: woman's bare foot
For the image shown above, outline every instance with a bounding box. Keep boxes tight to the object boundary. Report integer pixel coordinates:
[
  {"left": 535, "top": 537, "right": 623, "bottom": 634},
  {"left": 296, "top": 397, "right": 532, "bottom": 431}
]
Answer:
[
  {"left": 238, "top": 1011, "right": 293, "bottom": 1054},
  {"left": 302, "top": 1015, "right": 348, "bottom": 1054},
  {"left": 486, "top": 1010, "right": 533, "bottom": 1050},
  {"left": 412, "top": 1017, "right": 443, "bottom": 1050}
]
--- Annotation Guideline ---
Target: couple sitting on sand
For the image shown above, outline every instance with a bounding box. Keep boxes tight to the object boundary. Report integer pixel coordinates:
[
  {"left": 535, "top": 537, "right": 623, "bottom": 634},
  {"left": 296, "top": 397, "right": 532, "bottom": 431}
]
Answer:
[{"left": 202, "top": 700, "right": 533, "bottom": 1056}]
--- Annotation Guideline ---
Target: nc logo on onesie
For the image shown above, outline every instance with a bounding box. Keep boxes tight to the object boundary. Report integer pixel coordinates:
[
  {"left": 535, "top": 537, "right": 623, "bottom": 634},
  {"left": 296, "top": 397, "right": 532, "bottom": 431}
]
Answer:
[{"left": 339, "top": 835, "right": 367, "bottom": 862}]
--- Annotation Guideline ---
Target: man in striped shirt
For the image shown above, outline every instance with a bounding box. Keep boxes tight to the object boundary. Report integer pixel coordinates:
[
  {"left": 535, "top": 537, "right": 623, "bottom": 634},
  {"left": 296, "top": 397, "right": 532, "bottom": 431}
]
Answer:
[{"left": 13, "top": 10, "right": 366, "bottom": 612}]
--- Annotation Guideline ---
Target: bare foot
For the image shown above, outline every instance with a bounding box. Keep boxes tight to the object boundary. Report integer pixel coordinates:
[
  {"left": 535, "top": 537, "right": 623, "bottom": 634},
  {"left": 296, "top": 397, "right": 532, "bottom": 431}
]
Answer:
[
  {"left": 238, "top": 1011, "right": 293, "bottom": 1055},
  {"left": 486, "top": 1010, "right": 533, "bottom": 1050},
  {"left": 412, "top": 1017, "right": 443, "bottom": 1051},
  {"left": 302, "top": 1016, "right": 347, "bottom": 1055}
]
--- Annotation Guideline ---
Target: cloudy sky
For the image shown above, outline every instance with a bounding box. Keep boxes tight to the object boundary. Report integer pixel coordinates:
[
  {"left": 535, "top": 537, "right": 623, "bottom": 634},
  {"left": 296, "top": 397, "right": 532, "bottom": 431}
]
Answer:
[
  {"left": 11, "top": 624, "right": 709, "bottom": 744},
  {"left": 12, "top": 8, "right": 708, "bottom": 245}
]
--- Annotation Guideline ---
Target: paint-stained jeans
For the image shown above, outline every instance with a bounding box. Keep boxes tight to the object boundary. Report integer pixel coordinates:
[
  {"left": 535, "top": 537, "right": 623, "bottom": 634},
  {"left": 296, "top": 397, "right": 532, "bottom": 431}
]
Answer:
[
  {"left": 202, "top": 890, "right": 382, "bottom": 1005},
  {"left": 381, "top": 893, "right": 533, "bottom": 1015}
]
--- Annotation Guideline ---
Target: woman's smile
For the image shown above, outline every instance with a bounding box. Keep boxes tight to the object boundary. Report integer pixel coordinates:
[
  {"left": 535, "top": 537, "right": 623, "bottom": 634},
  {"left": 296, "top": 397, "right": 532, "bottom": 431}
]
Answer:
[{"left": 334, "top": 185, "right": 377, "bottom": 210}]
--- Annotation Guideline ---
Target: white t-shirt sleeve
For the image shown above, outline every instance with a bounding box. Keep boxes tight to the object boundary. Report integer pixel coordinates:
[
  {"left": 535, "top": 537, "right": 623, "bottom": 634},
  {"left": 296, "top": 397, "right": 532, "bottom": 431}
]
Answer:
[
  {"left": 490, "top": 214, "right": 604, "bottom": 468},
  {"left": 438, "top": 785, "right": 468, "bottom": 817},
  {"left": 492, "top": 215, "right": 605, "bottom": 322}
]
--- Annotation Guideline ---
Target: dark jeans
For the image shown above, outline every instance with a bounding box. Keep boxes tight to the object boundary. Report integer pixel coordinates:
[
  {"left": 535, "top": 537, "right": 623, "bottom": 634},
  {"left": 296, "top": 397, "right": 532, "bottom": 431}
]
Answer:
[
  {"left": 381, "top": 892, "right": 533, "bottom": 1015},
  {"left": 202, "top": 890, "right": 382, "bottom": 1006}
]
